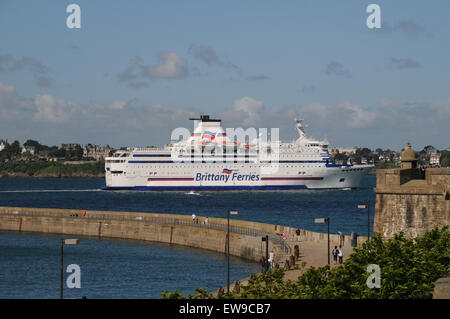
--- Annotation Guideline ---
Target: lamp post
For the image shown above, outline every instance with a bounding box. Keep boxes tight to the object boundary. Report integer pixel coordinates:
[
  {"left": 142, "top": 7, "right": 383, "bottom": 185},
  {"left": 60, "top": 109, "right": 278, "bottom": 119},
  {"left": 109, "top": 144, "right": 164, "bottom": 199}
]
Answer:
[
  {"left": 227, "top": 211, "right": 239, "bottom": 294},
  {"left": 358, "top": 204, "right": 370, "bottom": 239},
  {"left": 314, "top": 218, "right": 330, "bottom": 265},
  {"left": 60, "top": 238, "right": 79, "bottom": 299},
  {"left": 261, "top": 235, "right": 269, "bottom": 272}
]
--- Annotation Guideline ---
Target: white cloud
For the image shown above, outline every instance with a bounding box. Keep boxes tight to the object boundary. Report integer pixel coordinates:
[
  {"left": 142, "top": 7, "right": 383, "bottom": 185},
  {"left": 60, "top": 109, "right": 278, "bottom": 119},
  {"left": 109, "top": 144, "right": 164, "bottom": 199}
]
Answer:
[
  {"left": 33, "top": 94, "right": 78, "bottom": 124},
  {"left": 145, "top": 52, "right": 188, "bottom": 79},
  {"left": 0, "top": 82, "right": 33, "bottom": 121},
  {"left": 232, "top": 96, "right": 264, "bottom": 126},
  {"left": 297, "top": 103, "right": 327, "bottom": 120},
  {"left": 337, "top": 101, "right": 376, "bottom": 128},
  {"left": 119, "top": 52, "right": 189, "bottom": 87},
  {"left": 1, "top": 81, "right": 449, "bottom": 149},
  {"left": 0, "top": 82, "right": 15, "bottom": 102}
]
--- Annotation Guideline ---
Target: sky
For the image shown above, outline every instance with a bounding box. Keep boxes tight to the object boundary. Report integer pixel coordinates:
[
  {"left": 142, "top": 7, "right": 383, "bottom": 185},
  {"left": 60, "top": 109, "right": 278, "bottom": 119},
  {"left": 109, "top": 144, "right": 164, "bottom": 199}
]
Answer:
[{"left": 0, "top": 0, "right": 449, "bottom": 150}]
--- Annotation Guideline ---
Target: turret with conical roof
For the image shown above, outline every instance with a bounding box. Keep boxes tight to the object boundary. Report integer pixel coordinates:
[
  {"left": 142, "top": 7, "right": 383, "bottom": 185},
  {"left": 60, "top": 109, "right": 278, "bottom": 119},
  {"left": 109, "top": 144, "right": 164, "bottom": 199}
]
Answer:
[{"left": 401, "top": 141, "right": 418, "bottom": 169}]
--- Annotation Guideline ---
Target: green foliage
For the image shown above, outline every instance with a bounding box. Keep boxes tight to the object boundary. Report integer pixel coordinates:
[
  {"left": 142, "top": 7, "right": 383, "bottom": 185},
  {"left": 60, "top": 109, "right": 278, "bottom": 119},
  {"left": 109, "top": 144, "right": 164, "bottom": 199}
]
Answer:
[
  {"left": 356, "top": 147, "right": 372, "bottom": 158},
  {"left": 0, "top": 140, "right": 22, "bottom": 161},
  {"left": 160, "top": 228, "right": 449, "bottom": 299},
  {"left": 23, "top": 139, "right": 49, "bottom": 153},
  {"left": 333, "top": 153, "right": 348, "bottom": 164},
  {"left": 0, "top": 160, "right": 105, "bottom": 177},
  {"left": 440, "top": 150, "right": 450, "bottom": 167},
  {"left": 160, "top": 290, "right": 185, "bottom": 299},
  {"left": 159, "top": 287, "right": 213, "bottom": 299}
]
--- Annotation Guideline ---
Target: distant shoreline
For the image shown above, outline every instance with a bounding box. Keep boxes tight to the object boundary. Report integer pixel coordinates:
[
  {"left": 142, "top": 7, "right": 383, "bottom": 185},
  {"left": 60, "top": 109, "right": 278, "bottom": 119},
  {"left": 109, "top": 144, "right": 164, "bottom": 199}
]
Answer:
[
  {"left": 0, "top": 160, "right": 105, "bottom": 179},
  {"left": 0, "top": 173, "right": 105, "bottom": 179}
]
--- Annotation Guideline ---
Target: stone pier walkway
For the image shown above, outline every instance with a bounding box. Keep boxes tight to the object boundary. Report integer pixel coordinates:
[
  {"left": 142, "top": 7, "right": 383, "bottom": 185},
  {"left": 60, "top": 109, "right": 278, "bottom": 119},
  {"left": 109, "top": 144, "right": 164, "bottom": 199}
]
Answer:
[
  {"left": 213, "top": 237, "right": 356, "bottom": 296},
  {"left": 282, "top": 238, "right": 355, "bottom": 281}
]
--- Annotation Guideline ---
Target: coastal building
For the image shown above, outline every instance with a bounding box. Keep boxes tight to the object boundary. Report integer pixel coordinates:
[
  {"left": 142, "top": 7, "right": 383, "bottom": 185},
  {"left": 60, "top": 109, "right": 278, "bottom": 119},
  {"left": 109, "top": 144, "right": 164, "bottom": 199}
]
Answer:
[
  {"left": 430, "top": 151, "right": 441, "bottom": 166},
  {"left": 21, "top": 145, "right": 36, "bottom": 155},
  {"left": 378, "top": 151, "right": 400, "bottom": 163},
  {"left": 0, "top": 140, "right": 6, "bottom": 152},
  {"left": 83, "top": 144, "right": 113, "bottom": 161},
  {"left": 61, "top": 143, "right": 81, "bottom": 151},
  {"left": 329, "top": 147, "right": 357, "bottom": 156},
  {"left": 374, "top": 142, "right": 450, "bottom": 239}
]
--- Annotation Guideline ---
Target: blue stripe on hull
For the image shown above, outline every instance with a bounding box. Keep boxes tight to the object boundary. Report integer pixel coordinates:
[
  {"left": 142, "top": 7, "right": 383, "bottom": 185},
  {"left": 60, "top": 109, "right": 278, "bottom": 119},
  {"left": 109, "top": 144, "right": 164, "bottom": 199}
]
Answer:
[{"left": 101, "top": 185, "right": 309, "bottom": 191}]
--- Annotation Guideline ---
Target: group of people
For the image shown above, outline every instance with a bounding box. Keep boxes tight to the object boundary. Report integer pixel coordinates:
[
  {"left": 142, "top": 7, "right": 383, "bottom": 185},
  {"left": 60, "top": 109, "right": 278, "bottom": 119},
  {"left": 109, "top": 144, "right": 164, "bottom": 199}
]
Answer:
[
  {"left": 191, "top": 213, "right": 209, "bottom": 225},
  {"left": 332, "top": 245, "right": 344, "bottom": 265},
  {"left": 188, "top": 219, "right": 347, "bottom": 267},
  {"left": 260, "top": 251, "right": 275, "bottom": 272},
  {"left": 420, "top": 163, "right": 441, "bottom": 178}
]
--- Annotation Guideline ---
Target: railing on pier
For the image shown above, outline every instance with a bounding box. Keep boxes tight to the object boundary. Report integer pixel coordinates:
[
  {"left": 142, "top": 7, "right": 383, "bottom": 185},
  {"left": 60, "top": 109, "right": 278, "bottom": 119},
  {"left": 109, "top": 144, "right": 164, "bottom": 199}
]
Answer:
[{"left": 1, "top": 209, "right": 292, "bottom": 255}]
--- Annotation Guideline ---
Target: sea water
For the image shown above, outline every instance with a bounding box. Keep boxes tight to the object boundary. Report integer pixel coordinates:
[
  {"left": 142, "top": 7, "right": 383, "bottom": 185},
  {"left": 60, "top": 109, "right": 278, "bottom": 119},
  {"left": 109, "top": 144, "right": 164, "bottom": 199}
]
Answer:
[{"left": 0, "top": 176, "right": 375, "bottom": 298}]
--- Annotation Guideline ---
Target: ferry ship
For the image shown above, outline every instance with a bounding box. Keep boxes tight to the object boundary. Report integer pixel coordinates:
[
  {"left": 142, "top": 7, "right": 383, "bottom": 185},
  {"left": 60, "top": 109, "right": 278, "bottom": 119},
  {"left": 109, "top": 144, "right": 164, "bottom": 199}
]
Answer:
[{"left": 102, "top": 115, "right": 373, "bottom": 190}]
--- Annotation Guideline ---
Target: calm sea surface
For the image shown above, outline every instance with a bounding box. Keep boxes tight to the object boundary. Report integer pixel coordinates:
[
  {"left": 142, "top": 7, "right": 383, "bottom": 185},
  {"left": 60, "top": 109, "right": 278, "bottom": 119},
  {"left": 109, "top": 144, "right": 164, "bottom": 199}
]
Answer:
[{"left": 0, "top": 176, "right": 376, "bottom": 298}]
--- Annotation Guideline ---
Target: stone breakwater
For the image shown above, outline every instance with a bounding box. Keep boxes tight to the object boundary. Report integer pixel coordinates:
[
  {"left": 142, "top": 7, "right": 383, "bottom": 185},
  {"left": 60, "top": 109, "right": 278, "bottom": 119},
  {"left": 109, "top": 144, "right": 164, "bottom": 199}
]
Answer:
[{"left": 0, "top": 206, "right": 367, "bottom": 264}]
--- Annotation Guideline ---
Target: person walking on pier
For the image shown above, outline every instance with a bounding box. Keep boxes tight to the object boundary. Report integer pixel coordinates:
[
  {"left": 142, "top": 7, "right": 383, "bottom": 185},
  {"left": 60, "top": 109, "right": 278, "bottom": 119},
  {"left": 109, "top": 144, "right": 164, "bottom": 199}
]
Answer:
[
  {"left": 338, "top": 245, "right": 343, "bottom": 264},
  {"left": 420, "top": 164, "right": 425, "bottom": 179},
  {"left": 192, "top": 213, "right": 196, "bottom": 223},
  {"left": 260, "top": 256, "right": 266, "bottom": 273},
  {"left": 332, "top": 246, "right": 338, "bottom": 265},
  {"left": 234, "top": 280, "right": 240, "bottom": 294},
  {"left": 296, "top": 228, "right": 301, "bottom": 241}
]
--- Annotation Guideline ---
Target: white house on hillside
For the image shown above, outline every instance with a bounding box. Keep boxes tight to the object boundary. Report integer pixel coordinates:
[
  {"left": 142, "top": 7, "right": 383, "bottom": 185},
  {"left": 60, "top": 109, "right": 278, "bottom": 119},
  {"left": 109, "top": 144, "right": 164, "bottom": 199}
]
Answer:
[{"left": 0, "top": 140, "right": 6, "bottom": 152}]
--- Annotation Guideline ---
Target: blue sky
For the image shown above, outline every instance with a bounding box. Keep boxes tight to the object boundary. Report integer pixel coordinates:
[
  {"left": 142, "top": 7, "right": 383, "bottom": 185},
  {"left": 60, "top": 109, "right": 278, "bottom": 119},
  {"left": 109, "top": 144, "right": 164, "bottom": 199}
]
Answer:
[{"left": 0, "top": 0, "right": 449, "bottom": 150}]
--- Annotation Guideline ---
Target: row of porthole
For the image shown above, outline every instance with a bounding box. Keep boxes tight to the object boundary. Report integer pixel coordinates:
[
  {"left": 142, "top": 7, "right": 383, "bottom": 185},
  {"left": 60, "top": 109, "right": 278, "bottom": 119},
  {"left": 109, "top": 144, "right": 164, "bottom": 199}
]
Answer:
[
  {"left": 342, "top": 168, "right": 365, "bottom": 172},
  {"left": 114, "top": 168, "right": 321, "bottom": 176}
]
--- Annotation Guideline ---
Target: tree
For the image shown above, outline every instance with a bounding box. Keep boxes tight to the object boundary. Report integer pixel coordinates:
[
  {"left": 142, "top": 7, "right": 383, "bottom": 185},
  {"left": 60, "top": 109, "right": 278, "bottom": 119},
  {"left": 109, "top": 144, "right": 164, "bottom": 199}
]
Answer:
[
  {"left": 23, "top": 139, "right": 50, "bottom": 153},
  {"left": 49, "top": 147, "right": 66, "bottom": 158},
  {"left": 423, "top": 145, "right": 436, "bottom": 154},
  {"left": 333, "top": 152, "right": 348, "bottom": 164},
  {"left": 440, "top": 150, "right": 450, "bottom": 167},
  {"left": 10, "top": 140, "right": 21, "bottom": 154}
]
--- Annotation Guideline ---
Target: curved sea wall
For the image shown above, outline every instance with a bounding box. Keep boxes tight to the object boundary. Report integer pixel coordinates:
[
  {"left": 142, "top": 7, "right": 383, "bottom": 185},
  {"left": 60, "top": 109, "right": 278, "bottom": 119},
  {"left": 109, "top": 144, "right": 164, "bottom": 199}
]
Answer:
[{"left": 0, "top": 206, "right": 367, "bottom": 263}]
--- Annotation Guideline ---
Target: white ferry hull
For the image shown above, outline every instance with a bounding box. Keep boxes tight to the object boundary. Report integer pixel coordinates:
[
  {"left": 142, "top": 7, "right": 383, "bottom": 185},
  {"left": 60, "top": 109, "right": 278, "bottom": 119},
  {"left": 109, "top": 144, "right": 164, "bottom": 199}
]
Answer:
[{"left": 102, "top": 165, "right": 373, "bottom": 191}]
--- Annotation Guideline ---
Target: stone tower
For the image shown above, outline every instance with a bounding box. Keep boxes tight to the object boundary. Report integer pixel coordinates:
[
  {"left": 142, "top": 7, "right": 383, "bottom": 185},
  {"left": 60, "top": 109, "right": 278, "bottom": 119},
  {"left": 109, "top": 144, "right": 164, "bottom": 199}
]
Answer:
[
  {"left": 400, "top": 141, "right": 418, "bottom": 169},
  {"left": 373, "top": 142, "right": 450, "bottom": 239}
]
